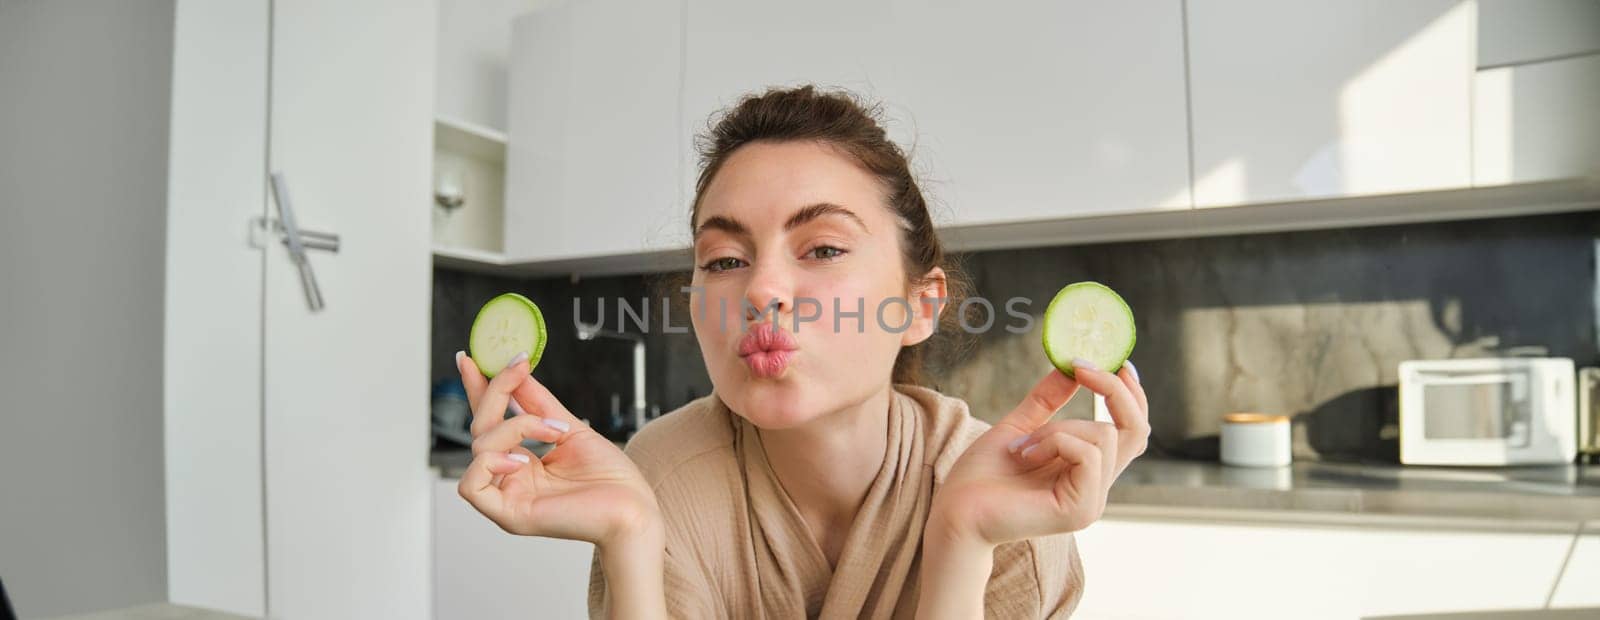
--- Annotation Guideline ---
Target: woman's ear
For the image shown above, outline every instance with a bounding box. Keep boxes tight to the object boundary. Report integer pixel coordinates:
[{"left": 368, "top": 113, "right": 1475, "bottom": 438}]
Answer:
[{"left": 901, "top": 266, "right": 948, "bottom": 347}]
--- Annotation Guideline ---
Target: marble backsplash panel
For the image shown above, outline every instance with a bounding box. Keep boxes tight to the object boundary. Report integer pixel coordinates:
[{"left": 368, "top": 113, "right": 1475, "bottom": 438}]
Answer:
[
  {"left": 433, "top": 210, "right": 1600, "bottom": 461},
  {"left": 940, "top": 210, "right": 1599, "bottom": 462}
]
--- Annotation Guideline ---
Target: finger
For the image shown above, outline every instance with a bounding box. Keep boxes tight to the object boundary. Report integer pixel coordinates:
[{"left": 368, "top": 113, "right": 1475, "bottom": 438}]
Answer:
[
  {"left": 458, "top": 451, "right": 527, "bottom": 509},
  {"left": 997, "top": 369, "right": 1080, "bottom": 434},
  {"left": 1073, "top": 361, "right": 1147, "bottom": 439},
  {"left": 457, "top": 350, "right": 488, "bottom": 413},
  {"left": 470, "top": 352, "right": 533, "bottom": 437},
  {"left": 1019, "top": 431, "right": 1102, "bottom": 504},
  {"left": 1119, "top": 360, "right": 1148, "bottom": 413},
  {"left": 1095, "top": 420, "right": 1119, "bottom": 484},
  {"left": 1009, "top": 419, "right": 1108, "bottom": 454},
  {"left": 490, "top": 445, "right": 538, "bottom": 488},
  {"left": 472, "top": 411, "right": 572, "bottom": 456},
  {"left": 1017, "top": 420, "right": 1118, "bottom": 482},
  {"left": 510, "top": 373, "right": 585, "bottom": 427},
  {"left": 1114, "top": 362, "right": 1151, "bottom": 473}
]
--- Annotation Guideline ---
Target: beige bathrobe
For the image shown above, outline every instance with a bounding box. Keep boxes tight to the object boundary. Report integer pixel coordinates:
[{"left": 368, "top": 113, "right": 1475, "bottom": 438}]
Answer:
[{"left": 587, "top": 384, "right": 1085, "bottom": 619}]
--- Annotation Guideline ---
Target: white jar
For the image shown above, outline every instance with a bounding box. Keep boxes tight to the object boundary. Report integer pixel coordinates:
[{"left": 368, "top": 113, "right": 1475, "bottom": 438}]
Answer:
[{"left": 1219, "top": 413, "right": 1292, "bottom": 467}]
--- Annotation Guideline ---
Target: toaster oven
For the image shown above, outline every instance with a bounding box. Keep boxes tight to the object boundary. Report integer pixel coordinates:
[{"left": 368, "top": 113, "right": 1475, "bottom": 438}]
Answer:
[{"left": 1398, "top": 358, "right": 1576, "bottom": 466}]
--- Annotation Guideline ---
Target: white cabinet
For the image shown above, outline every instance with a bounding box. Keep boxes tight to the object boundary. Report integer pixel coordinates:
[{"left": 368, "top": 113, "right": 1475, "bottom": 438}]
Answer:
[
  {"left": 681, "top": 0, "right": 1191, "bottom": 227},
  {"left": 1072, "top": 516, "right": 1574, "bottom": 619},
  {"left": 1186, "top": 0, "right": 1475, "bottom": 207},
  {"left": 435, "top": 0, "right": 542, "bottom": 132},
  {"left": 1473, "top": 55, "right": 1600, "bottom": 186},
  {"left": 432, "top": 476, "right": 594, "bottom": 619},
  {"left": 1550, "top": 526, "right": 1600, "bottom": 608},
  {"left": 1473, "top": 1, "right": 1600, "bottom": 185},
  {"left": 1477, "top": 0, "right": 1600, "bottom": 69},
  {"left": 261, "top": 2, "right": 437, "bottom": 617},
  {"left": 164, "top": 1, "right": 435, "bottom": 617},
  {"left": 164, "top": 2, "right": 270, "bottom": 614},
  {"left": 503, "top": 0, "right": 686, "bottom": 263},
  {"left": 472, "top": 0, "right": 1600, "bottom": 276}
]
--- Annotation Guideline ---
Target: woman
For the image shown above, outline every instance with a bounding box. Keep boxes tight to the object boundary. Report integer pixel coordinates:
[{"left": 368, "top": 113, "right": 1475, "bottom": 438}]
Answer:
[{"left": 454, "top": 85, "right": 1150, "bottom": 619}]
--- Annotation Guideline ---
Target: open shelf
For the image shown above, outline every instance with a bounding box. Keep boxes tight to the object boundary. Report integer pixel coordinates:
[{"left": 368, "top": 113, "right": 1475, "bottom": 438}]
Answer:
[
  {"left": 430, "top": 115, "right": 508, "bottom": 259},
  {"left": 431, "top": 244, "right": 507, "bottom": 266},
  {"left": 434, "top": 116, "right": 507, "bottom": 164}
]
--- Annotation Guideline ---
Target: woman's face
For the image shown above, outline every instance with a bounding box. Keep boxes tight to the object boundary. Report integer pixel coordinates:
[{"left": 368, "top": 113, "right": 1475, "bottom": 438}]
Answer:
[{"left": 690, "top": 140, "right": 943, "bottom": 429}]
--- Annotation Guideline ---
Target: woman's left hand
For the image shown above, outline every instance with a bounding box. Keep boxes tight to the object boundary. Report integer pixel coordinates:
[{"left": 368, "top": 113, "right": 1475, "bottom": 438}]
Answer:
[{"left": 928, "top": 360, "right": 1149, "bottom": 548}]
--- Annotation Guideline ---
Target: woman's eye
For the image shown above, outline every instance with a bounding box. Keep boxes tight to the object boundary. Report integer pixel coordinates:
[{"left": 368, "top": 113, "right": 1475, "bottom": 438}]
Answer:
[
  {"left": 700, "top": 257, "right": 745, "bottom": 272},
  {"left": 809, "top": 246, "right": 847, "bottom": 261}
]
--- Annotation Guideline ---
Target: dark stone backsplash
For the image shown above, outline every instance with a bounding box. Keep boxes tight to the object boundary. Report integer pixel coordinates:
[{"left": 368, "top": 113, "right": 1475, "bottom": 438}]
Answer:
[
  {"left": 433, "top": 210, "right": 1600, "bottom": 461},
  {"left": 431, "top": 269, "right": 713, "bottom": 441}
]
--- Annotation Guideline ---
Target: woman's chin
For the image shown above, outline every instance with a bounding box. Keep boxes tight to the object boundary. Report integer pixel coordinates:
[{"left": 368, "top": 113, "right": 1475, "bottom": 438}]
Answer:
[{"left": 723, "top": 378, "right": 823, "bottom": 430}]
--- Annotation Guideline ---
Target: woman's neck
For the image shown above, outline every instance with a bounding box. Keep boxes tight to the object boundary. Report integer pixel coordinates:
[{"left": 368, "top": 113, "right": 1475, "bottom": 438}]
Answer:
[{"left": 757, "top": 383, "right": 893, "bottom": 564}]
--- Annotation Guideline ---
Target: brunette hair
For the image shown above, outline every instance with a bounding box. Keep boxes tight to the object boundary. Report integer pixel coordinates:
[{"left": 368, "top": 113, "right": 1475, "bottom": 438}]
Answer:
[{"left": 659, "top": 84, "right": 972, "bottom": 387}]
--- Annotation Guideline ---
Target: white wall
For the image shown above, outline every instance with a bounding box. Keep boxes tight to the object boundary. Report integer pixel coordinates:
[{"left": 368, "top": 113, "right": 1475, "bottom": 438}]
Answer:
[{"left": 0, "top": 0, "right": 176, "bottom": 616}]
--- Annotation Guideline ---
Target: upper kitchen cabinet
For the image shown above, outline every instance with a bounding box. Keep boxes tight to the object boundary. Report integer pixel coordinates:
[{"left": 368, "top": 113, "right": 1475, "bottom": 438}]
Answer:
[
  {"left": 436, "top": 0, "right": 545, "bottom": 132},
  {"left": 1187, "top": 0, "right": 1475, "bottom": 207},
  {"left": 503, "top": 0, "right": 687, "bottom": 263},
  {"left": 1476, "top": 0, "right": 1600, "bottom": 69},
  {"left": 1474, "top": 54, "right": 1600, "bottom": 185},
  {"left": 1473, "top": 0, "right": 1600, "bottom": 185},
  {"left": 682, "top": 0, "right": 1192, "bottom": 228}
]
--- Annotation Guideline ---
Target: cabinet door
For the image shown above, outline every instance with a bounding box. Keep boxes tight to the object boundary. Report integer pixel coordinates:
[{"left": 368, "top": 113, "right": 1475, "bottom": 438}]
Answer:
[
  {"left": 1187, "top": 0, "right": 1474, "bottom": 207},
  {"left": 263, "top": 1, "right": 436, "bottom": 617},
  {"left": 682, "top": 0, "right": 1191, "bottom": 228},
  {"left": 1073, "top": 517, "right": 1572, "bottom": 619},
  {"left": 433, "top": 477, "right": 594, "bottom": 619},
  {"left": 504, "top": 0, "right": 686, "bottom": 262},
  {"left": 164, "top": 1, "right": 270, "bottom": 615},
  {"left": 1477, "top": 0, "right": 1600, "bottom": 69},
  {"left": 1550, "top": 527, "right": 1600, "bottom": 608},
  {"left": 1474, "top": 54, "right": 1600, "bottom": 185}
]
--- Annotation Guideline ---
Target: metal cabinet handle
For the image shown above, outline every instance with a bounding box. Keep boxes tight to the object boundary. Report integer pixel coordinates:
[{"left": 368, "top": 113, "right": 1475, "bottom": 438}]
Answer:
[
  {"left": 267, "top": 172, "right": 334, "bottom": 312},
  {"left": 252, "top": 217, "right": 339, "bottom": 253}
]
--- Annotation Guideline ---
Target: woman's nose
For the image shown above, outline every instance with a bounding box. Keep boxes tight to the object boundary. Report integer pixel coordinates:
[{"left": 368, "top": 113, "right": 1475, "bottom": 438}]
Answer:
[{"left": 743, "top": 260, "right": 792, "bottom": 321}]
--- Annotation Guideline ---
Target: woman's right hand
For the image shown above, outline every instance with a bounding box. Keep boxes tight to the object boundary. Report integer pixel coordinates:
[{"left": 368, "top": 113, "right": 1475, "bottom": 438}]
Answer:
[{"left": 455, "top": 351, "right": 661, "bottom": 548}]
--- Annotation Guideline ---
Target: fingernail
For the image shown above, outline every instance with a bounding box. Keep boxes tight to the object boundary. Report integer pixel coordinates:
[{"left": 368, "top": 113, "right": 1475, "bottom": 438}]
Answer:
[
  {"left": 1125, "top": 359, "right": 1141, "bottom": 384},
  {"left": 541, "top": 417, "right": 571, "bottom": 432},
  {"left": 455, "top": 350, "right": 466, "bottom": 365},
  {"left": 505, "top": 452, "right": 530, "bottom": 464},
  {"left": 1008, "top": 435, "right": 1030, "bottom": 453},
  {"left": 1020, "top": 443, "right": 1040, "bottom": 458},
  {"left": 507, "top": 399, "right": 527, "bottom": 416},
  {"left": 1072, "top": 358, "right": 1099, "bottom": 371},
  {"left": 505, "top": 351, "right": 529, "bottom": 370}
]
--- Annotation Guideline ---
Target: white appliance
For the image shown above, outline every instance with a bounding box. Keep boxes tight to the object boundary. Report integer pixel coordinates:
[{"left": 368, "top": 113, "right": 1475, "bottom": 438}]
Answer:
[
  {"left": 1398, "top": 358, "right": 1576, "bottom": 466},
  {"left": 1579, "top": 367, "right": 1600, "bottom": 463}
]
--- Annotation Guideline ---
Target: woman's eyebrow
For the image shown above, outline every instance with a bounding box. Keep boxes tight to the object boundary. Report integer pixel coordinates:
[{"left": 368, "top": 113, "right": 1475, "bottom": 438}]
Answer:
[
  {"left": 694, "top": 215, "right": 748, "bottom": 240},
  {"left": 694, "top": 203, "right": 869, "bottom": 240},
  {"left": 784, "top": 202, "right": 869, "bottom": 234}
]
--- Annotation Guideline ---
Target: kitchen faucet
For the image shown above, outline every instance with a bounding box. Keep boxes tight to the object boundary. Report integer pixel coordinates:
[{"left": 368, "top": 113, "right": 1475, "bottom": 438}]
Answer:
[{"left": 575, "top": 324, "right": 650, "bottom": 436}]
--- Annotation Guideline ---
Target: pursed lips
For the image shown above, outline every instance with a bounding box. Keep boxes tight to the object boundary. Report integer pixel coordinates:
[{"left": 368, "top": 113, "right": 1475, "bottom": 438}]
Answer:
[{"left": 739, "top": 322, "right": 798, "bottom": 378}]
